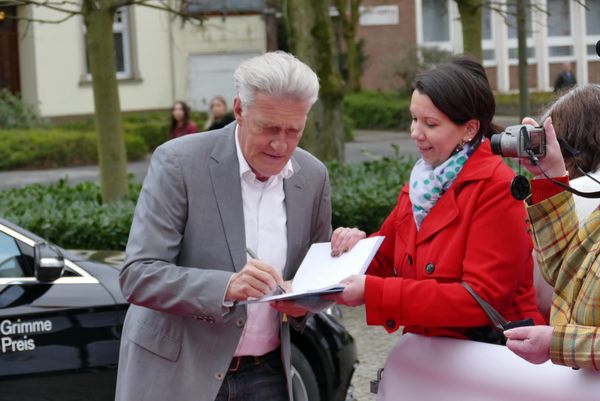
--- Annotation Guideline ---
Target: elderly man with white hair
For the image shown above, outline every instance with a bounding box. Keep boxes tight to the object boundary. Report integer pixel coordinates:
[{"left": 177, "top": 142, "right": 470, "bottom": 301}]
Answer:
[{"left": 115, "top": 51, "right": 331, "bottom": 401}]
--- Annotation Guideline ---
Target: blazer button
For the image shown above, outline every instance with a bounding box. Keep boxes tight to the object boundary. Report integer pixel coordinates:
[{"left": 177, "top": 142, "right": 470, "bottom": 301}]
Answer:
[
  {"left": 425, "top": 263, "right": 435, "bottom": 274},
  {"left": 236, "top": 317, "right": 245, "bottom": 328},
  {"left": 386, "top": 319, "right": 396, "bottom": 329},
  {"left": 215, "top": 372, "right": 225, "bottom": 381},
  {"left": 407, "top": 255, "right": 413, "bottom": 265}
]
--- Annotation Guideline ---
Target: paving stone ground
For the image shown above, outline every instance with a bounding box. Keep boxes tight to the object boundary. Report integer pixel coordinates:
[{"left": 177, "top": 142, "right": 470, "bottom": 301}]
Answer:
[{"left": 339, "top": 306, "right": 403, "bottom": 401}]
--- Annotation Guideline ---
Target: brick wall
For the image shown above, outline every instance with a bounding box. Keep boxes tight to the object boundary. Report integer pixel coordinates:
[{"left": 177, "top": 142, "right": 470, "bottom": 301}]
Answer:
[
  {"left": 357, "top": 0, "right": 416, "bottom": 90},
  {"left": 509, "top": 64, "right": 538, "bottom": 90}
]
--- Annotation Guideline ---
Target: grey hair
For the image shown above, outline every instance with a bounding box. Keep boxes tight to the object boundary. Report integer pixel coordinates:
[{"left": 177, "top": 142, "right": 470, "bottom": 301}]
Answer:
[{"left": 233, "top": 51, "right": 319, "bottom": 110}]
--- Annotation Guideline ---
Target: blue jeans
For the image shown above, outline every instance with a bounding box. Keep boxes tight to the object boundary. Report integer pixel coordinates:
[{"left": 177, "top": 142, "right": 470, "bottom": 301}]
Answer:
[{"left": 215, "top": 350, "right": 288, "bottom": 401}]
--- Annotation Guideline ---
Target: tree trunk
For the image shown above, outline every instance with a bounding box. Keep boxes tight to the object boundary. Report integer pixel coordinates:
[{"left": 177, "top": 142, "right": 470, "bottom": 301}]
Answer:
[
  {"left": 455, "top": 0, "right": 483, "bottom": 61},
  {"left": 83, "top": 0, "right": 128, "bottom": 202},
  {"left": 334, "top": 0, "right": 361, "bottom": 92},
  {"left": 516, "top": 0, "right": 530, "bottom": 119},
  {"left": 284, "top": 0, "right": 345, "bottom": 162}
]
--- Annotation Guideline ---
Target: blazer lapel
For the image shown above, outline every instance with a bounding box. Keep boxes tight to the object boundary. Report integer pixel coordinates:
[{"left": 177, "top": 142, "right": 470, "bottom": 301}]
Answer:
[
  {"left": 283, "top": 157, "right": 307, "bottom": 280},
  {"left": 208, "top": 128, "right": 247, "bottom": 272}
]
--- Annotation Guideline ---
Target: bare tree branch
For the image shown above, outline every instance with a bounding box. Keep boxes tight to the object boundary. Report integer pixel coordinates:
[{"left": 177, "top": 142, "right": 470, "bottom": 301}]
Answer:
[
  {"left": 6, "top": 10, "right": 79, "bottom": 23},
  {"left": 4, "top": 0, "right": 82, "bottom": 15}
]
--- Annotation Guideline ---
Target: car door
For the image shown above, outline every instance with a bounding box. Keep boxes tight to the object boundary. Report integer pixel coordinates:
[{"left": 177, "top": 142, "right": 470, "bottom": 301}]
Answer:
[{"left": 0, "top": 224, "right": 122, "bottom": 401}]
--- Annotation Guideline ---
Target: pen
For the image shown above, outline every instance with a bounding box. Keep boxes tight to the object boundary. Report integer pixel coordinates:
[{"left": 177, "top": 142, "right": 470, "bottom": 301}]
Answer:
[{"left": 245, "top": 247, "right": 286, "bottom": 294}]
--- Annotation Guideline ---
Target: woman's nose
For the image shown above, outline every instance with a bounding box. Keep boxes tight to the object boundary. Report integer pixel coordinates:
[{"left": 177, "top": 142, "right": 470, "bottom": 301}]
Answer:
[{"left": 410, "top": 122, "right": 422, "bottom": 140}]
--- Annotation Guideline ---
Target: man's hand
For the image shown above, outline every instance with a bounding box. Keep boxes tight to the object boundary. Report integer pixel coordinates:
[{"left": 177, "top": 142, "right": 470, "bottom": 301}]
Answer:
[
  {"left": 505, "top": 325, "right": 554, "bottom": 365},
  {"left": 331, "top": 227, "right": 366, "bottom": 257},
  {"left": 328, "top": 274, "right": 366, "bottom": 307},
  {"left": 519, "top": 117, "right": 567, "bottom": 179},
  {"left": 225, "top": 260, "right": 283, "bottom": 302}
]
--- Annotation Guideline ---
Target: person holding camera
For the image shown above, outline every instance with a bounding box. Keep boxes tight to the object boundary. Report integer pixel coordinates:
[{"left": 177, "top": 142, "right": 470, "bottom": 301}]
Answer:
[
  {"left": 504, "top": 86, "right": 600, "bottom": 370},
  {"left": 330, "top": 55, "right": 545, "bottom": 342}
]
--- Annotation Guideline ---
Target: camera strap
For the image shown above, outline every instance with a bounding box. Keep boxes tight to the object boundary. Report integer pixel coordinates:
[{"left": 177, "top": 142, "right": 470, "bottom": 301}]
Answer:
[
  {"left": 461, "top": 282, "right": 534, "bottom": 332},
  {"left": 526, "top": 148, "right": 600, "bottom": 199}
]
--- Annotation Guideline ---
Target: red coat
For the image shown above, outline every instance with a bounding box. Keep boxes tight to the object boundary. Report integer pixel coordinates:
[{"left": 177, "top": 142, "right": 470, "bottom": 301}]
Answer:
[{"left": 365, "top": 141, "right": 545, "bottom": 338}]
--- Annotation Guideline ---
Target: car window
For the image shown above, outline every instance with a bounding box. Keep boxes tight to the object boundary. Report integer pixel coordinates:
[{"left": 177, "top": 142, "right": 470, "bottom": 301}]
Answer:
[{"left": 0, "top": 231, "right": 26, "bottom": 278}]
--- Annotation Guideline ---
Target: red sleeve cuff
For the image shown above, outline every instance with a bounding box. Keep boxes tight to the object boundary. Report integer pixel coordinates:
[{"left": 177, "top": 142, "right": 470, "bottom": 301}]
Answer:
[
  {"left": 364, "top": 275, "right": 384, "bottom": 326},
  {"left": 530, "top": 175, "right": 569, "bottom": 204},
  {"left": 365, "top": 275, "right": 402, "bottom": 333}
]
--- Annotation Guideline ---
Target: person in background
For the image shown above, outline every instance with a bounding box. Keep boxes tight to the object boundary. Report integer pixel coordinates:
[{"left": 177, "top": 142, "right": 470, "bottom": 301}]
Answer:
[
  {"left": 169, "top": 100, "right": 198, "bottom": 139},
  {"left": 329, "top": 55, "right": 545, "bottom": 344},
  {"left": 504, "top": 88, "right": 600, "bottom": 371},
  {"left": 553, "top": 62, "right": 577, "bottom": 93},
  {"left": 206, "top": 95, "right": 235, "bottom": 131}
]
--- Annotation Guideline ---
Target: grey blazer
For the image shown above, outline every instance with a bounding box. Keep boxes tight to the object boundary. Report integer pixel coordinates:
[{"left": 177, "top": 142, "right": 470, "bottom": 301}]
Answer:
[{"left": 115, "top": 123, "right": 332, "bottom": 401}]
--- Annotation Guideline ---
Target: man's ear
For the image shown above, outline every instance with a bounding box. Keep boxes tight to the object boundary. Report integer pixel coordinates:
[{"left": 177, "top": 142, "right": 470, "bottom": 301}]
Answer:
[{"left": 233, "top": 96, "right": 244, "bottom": 123}]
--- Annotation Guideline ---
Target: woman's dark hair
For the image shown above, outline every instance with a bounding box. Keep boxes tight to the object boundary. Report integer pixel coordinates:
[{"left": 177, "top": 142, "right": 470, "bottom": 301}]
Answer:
[
  {"left": 542, "top": 84, "right": 600, "bottom": 178},
  {"left": 170, "top": 101, "right": 191, "bottom": 132},
  {"left": 411, "top": 55, "right": 499, "bottom": 140}
]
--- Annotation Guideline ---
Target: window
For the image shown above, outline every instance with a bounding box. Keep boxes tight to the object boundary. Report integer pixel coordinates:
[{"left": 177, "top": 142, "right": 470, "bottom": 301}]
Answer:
[
  {"left": 0, "top": 231, "right": 26, "bottom": 278},
  {"left": 85, "top": 7, "right": 133, "bottom": 80},
  {"left": 547, "top": 0, "right": 574, "bottom": 59},
  {"left": 586, "top": 0, "right": 600, "bottom": 35},
  {"left": 422, "top": 0, "right": 450, "bottom": 42},
  {"left": 547, "top": 0, "right": 571, "bottom": 37},
  {"left": 482, "top": 5, "right": 495, "bottom": 63},
  {"left": 586, "top": 0, "right": 600, "bottom": 59}
]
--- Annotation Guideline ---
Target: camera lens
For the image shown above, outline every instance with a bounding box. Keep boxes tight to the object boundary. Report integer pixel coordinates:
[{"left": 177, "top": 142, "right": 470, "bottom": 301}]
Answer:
[{"left": 490, "top": 134, "right": 503, "bottom": 156}]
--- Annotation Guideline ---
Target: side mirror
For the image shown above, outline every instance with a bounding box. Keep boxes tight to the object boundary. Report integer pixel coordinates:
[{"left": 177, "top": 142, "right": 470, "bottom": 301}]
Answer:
[{"left": 34, "top": 242, "right": 65, "bottom": 283}]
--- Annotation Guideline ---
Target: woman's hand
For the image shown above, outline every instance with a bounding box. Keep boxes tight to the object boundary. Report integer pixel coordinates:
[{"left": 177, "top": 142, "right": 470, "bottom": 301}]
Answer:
[
  {"left": 329, "top": 275, "right": 366, "bottom": 307},
  {"left": 518, "top": 117, "right": 567, "bottom": 179},
  {"left": 504, "top": 325, "right": 553, "bottom": 364},
  {"left": 331, "top": 227, "right": 366, "bottom": 257}
]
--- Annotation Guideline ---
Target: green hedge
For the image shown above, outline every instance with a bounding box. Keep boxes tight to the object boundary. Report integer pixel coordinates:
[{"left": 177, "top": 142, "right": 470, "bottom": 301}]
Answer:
[
  {"left": 329, "top": 155, "right": 413, "bottom": 234},
  {"left": 0, "top": 179, "right": 141, "bottom": 250},
  {"left": 344, "top": 91, "right": 411, "bottom": 130},
  {"left": 59, "top": 110, "right": 208, "bottom": 152},
  {"left": 0, "top": 129, "right": 147, "bottom": 170},
  {"left": 494, "top": 92, "right": 558, "bottom": 116},
  {"left": 0, "top": 156, "right": 414, "bottom": 250}
]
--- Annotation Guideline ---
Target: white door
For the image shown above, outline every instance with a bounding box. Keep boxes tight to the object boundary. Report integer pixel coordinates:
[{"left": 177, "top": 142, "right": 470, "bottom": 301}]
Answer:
[{"left": 187, "top": 52, "right": 261, "bottom": 111}]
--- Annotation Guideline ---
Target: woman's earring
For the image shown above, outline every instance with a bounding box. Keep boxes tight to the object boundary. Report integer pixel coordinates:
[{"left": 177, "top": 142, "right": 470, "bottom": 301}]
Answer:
[{"left": 455, "top": 137, "right": 471, "bottom": 152}]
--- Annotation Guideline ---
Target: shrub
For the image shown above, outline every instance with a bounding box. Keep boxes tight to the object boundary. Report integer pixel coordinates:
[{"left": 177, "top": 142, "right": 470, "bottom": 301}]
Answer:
[
  {"left": 0, "top": 89, "right": 50, "bottom": 129},
  {"left": 330, "top": 154, "right": 414, "bottom": 234},
  {"left": 0, "top": 129, "right": 147, "bottom": 170},
  {"left": 494, "top": 92, "right": 559, "bottom": 116},
  {"left": 59, "top": 110, "right": 208, "bottom": 151},
  {"left": 123, "top": 121, "right": 169, "bottom": 151},
  {"left": 344, "top": 91, "right": 411, "bottom": 130},
  {"left": 0, "top": 179, "right": 141, "bottom": 250}
]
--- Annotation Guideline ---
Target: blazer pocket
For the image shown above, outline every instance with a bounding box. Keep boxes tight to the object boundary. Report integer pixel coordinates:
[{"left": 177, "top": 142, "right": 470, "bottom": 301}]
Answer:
[{"left": 127, "top": 319, "right": 182, "bottom": 362}]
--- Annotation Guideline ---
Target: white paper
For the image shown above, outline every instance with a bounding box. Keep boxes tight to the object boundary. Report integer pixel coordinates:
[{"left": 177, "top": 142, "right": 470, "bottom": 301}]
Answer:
[{"left": 240, "top": 236, "right": 384, "bottom": 304}]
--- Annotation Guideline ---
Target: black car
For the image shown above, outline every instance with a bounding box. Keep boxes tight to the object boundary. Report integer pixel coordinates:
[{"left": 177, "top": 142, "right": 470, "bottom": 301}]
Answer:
[{"left": 0, "top": 218, "right": 357, "bottom": 401}]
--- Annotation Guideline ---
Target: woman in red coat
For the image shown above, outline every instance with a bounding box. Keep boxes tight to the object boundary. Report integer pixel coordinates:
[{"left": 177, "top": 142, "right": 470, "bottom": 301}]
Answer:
[{"left": 332, "top": 56, "right": 545, "bottom": 342}]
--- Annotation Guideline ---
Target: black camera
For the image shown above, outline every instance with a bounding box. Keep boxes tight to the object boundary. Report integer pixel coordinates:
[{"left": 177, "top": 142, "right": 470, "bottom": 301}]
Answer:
[{"left": 490, "top": 124, "right": 546, "bottom": 158}]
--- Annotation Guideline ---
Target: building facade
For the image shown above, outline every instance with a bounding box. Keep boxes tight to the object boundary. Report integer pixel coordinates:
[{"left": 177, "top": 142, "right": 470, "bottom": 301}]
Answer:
[
  {"left": 1, "top": 3, "right": 266, "bottom": 118},
  {"left": 357, "top": 0, "right": 600, "bottom": 91}
]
